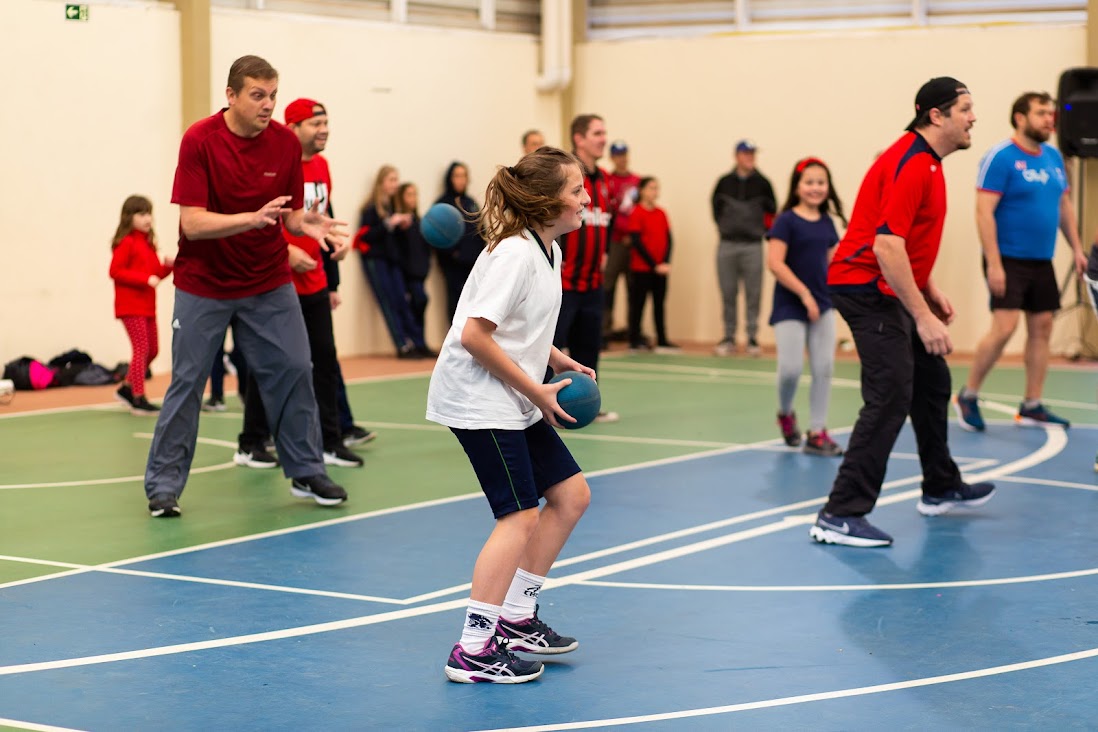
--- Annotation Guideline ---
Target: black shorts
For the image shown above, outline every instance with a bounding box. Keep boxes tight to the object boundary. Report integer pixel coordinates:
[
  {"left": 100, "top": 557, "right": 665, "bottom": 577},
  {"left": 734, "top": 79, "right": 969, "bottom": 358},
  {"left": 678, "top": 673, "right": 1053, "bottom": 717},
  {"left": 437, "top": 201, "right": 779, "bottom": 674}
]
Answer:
[
  {"left": 984, "top": 256, "right": 1060, "bottom": 313},
  {"left": 451, "top": 420, "right": 582, "bottom": 519}
]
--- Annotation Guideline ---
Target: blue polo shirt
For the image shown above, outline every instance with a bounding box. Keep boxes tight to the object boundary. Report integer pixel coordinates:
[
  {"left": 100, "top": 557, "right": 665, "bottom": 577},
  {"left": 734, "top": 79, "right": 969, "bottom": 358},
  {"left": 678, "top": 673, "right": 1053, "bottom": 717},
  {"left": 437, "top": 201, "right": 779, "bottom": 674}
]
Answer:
[
  {"left": 767, "top": 210, "right": 839, "bottom": 324},
  {"left": 975, "top": 140, "right": 1067, "bottom": 261}
]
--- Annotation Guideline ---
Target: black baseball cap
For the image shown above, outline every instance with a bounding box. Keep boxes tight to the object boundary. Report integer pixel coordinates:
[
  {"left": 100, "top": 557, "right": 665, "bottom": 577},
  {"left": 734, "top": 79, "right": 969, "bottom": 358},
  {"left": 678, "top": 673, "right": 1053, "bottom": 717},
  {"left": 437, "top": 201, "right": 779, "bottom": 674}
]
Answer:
[{"left": 906, "top": 77, "right": 970, "bottom": 131}]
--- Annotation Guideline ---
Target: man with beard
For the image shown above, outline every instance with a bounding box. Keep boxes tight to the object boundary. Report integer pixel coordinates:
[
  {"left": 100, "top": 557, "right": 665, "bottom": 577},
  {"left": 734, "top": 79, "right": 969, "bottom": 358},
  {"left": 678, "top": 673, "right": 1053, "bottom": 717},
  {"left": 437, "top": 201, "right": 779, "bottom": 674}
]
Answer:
[
  {"left": 955, "top": 92, "right": 1088, "bottom": 431},
  {"left": 811, "top": 77, "right": 994, "bottom": 548}
]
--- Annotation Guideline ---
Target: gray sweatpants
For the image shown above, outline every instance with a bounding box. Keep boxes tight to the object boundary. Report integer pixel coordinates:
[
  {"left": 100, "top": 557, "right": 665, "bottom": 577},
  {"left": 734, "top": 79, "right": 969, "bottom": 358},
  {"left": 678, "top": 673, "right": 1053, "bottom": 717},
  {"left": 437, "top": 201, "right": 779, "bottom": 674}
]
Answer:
[
  {"left": 144, "top": 284, "right": 324, "bottom": 499},
  {"left": 717, "top": 239, "right": 763, "bottom": 342},
  {"left": 774, "top": 309, "right": 836, "bottom": 432}
]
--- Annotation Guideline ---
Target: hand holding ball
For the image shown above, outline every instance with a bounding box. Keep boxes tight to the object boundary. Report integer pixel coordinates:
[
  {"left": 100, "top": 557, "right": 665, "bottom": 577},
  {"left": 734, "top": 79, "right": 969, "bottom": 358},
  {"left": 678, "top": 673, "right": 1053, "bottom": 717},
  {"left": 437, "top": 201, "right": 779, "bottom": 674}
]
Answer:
[
  {"left": 549, "top": 371, "right": 601, "bottom": 430},
  {"left": 420, "top": 203, "right": 465, "bottom": 250}
]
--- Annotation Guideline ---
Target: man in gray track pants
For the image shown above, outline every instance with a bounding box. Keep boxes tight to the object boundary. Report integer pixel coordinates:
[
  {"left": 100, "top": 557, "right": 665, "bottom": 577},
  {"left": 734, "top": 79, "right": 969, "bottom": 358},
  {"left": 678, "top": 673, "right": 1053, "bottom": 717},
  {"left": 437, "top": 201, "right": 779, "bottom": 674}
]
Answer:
[
  {"left": 712, "top": 140, "right": 776, "bottom": 357},
  {"left": 144, "top": 55, "right": 348, "bottom": 517}
]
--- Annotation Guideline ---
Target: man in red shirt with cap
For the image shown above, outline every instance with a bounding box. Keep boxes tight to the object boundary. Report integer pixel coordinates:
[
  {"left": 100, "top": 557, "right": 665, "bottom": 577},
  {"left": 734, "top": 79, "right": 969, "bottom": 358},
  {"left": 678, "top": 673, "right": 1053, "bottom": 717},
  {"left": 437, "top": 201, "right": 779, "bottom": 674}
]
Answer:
[
  {"left": 811, "top": 77, "right": 995, "bottom": 548},
  {"left": 143, "top": 55, "right": 349, "bottom": 517}
]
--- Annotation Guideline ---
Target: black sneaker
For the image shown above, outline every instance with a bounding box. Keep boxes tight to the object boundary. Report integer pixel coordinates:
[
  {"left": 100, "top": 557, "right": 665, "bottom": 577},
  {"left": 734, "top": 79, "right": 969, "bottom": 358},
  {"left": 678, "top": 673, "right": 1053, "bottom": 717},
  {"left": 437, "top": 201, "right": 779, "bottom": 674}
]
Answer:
[
  {"left": 809, "top": 511, "right": 893, "bottom": 548},
  {"left": 917, "top": 481, "right": 996, "bottom": 516},
  {"left": 148, "top": 493, "right": 181, "bottom": 518},
  {"left": 290, "top": 474, "right": 347, "bottom": 506},
  {"left": 323, "top": 444, "right": 364, "bottom": 468},
  {"left": 415, "top": 345, "right": 439, "bottom": 358},
  {"left": 444, "top": 637, "right": 544, "bottom": 684},
  {"left": 234, "top": 447, "right": 279, "bottom": 469},
  {"left": 131, "top": 396, "right": 160, "bottom": 415},
  {"left": 496, "top": 605, "right": 578, "bottom": 655},
  {"left": 342, "top": 426, "right": 376, "bottom": 447},
  {"left": 116, "top": 384, "right": 136, "bottom": 408},
  {"left": 202, "top": 396, "right": 226, "bottom": 412}
]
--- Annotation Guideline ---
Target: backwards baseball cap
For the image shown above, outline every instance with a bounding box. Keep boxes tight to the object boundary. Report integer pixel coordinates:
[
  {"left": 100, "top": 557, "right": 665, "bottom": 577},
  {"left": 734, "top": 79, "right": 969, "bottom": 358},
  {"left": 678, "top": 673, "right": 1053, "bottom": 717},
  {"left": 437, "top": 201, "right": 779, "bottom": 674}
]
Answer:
[
  {"left": 610, "top": 140, "right": 629, "bottom": 155},
  {"left": 905, "top": 77, "right": 970, "bottom": 131},
  {"left": 284, "top": 98, "right": 327, "bottom": 125},
  {"left": 735, "top": 139, "right": 757, "bottom": 153}
]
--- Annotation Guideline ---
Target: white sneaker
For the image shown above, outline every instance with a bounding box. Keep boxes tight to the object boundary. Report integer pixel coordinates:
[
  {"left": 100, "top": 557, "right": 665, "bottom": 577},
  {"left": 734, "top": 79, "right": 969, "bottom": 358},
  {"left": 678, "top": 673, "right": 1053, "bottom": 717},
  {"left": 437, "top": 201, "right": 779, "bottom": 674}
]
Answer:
[
  {"left": 594, "top": 410, "right": 620, "bottom": 423},
  {"left": 713, "top": 340, "right": 736, "bottom": 356}
]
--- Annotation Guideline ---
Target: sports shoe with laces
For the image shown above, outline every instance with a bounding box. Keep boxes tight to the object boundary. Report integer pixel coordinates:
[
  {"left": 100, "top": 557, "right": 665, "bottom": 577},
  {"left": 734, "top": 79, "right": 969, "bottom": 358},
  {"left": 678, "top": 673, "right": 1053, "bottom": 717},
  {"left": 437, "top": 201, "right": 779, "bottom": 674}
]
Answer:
[
  {"left": 497, "top": 605, "right": 579, "bottom": 655},
  {"left": 202, "top": 396, "right": 226, "bottom": 412},
  {"left": 323, "top": 444, "right": 364, "bottom": 467},
  {"left": 917, "top": 481, "right": 996, "bottom": 516},
  {"left": 148, "top": 493, "right": 181, "bottom": 518},
  {"left": 713, "top": 339, "right": 736, "bottom": 356},
  {"left": 131, "top": 396, "right": 160, "bottom": 415},
  {"left": 747, "top": 337, "right": 761, "bottom": 357},
  {"left": 804, "top": 429, "right": 843, "bottom": 457},
  {"left": 954, "top": 391, "right": 985, "bottom": 432},
  {"left": 115, "top": 384, "right": 136, "bottom": 408},
  {"left": 1015, "top": 402, "right": 1070, "bottom": 429},
  {"left": 342, "top": 426, "right": 376, "bottom": 447},
  {"left": 234, "top": 446, "right": 279, "bottom": 469},
  {"left": 777, "top": 412, "right": 801, "bottom": 447},
  {"left": 444, "top": 637, "right": 544, "bottom": 684},
  {"left": 809, "top": 511, "right": 893, "bottom": 547},
  {"left": 290, "top": 474, "right": 347, "bottom": 506},
  {"left": 594, "top": 410, "right": 620, "bottom": 423}
]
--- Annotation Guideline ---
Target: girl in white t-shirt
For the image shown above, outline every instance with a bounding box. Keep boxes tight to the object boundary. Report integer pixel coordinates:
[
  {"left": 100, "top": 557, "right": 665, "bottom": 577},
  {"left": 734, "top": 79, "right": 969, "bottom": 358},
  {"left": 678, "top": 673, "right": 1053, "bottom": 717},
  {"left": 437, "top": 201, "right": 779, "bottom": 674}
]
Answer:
[{"left": 427, "top": 147, "right": 594, "bottom": 684}]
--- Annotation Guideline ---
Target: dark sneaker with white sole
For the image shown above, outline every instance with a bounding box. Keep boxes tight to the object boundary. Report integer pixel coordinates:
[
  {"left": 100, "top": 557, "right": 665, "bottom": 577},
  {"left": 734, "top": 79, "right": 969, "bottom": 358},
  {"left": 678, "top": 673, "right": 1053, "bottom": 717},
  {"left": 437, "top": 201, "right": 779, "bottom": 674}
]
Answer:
[
  {"left": 234, "top": 447, "right": 279, "bottom": 469},
  {"left": 1015, "top": 402, "right": 1070, "bottom": 429},
  {"left": 917, "top": 481, "right": 996, "bottom": 516},
  {"left": 810, "top": 512, "right": 893, "bottom": 547},
  {"left": 497, "top": 605, "right": 578, "bottom": 655},
  {"left": 290, "top": 474, "right": 347, "bottom": 506},
  {"left": 323, "top": 444, "right": 364, "bottom": 468},
  {"left": 148, "top": 493, "right": 181, "bottom": 518},
  {"left": 445, "top": 637, "right": 544, "bottom": 684},
  {"left": 954, "top": 391, "right": 985, "bottom": 432},
  {"left": 342, "top": 426, "right": 376, "bottom": 447}
]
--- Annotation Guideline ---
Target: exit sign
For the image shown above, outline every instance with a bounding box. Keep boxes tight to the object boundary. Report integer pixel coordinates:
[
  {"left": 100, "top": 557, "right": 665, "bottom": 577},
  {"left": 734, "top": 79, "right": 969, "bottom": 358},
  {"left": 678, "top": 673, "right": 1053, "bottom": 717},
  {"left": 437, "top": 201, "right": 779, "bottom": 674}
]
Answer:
[{"left": 65, "top": 4, "right": 89, "bottom": 21}]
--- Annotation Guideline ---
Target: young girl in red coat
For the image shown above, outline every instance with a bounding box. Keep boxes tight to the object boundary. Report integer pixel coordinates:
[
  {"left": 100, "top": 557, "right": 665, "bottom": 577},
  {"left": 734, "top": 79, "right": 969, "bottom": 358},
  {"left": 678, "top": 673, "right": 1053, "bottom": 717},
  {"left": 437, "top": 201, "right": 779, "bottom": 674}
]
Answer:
[{"left": 109, "top": 195, "right": 173, "bottom": 414}]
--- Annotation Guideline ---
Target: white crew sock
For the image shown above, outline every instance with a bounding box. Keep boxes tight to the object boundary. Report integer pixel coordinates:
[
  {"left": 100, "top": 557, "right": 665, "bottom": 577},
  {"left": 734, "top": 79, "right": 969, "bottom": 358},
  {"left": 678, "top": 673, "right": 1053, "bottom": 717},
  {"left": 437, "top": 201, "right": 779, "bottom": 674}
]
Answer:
[
  {"left": 501, "top": 568, "right": 546, "bottom": 622},
  {"left": 458, "top": 600, "right": 502, "bottom": 655}
]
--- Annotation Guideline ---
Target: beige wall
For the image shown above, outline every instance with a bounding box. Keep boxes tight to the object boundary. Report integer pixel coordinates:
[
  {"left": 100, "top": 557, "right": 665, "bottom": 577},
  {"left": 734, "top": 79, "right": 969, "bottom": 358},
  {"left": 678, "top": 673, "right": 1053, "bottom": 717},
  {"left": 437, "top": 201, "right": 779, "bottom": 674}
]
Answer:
[
  {"left": 0, "top": 1, "right": 557, "bottom": 370},
  {"left": 0, "top": 4, "right": 1088, "bottom": 372},
  {"left": 577, "top": 24, "right": 1087, "bottom": 354}
]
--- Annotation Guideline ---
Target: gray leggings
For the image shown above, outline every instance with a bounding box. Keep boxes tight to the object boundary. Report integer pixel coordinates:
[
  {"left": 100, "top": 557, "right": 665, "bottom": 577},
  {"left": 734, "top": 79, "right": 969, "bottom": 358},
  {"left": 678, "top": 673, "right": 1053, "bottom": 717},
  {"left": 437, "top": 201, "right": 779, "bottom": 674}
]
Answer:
[{"left": 774, "top": 309, "right": 836, "bottom": 431}]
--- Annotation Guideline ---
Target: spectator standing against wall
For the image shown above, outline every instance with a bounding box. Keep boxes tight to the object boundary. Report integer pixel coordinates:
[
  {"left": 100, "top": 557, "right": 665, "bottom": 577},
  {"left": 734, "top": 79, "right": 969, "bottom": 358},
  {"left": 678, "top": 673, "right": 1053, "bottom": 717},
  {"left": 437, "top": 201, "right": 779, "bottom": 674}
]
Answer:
[{"left": 712, "top": 140, "right": 776, "bottom": 357}]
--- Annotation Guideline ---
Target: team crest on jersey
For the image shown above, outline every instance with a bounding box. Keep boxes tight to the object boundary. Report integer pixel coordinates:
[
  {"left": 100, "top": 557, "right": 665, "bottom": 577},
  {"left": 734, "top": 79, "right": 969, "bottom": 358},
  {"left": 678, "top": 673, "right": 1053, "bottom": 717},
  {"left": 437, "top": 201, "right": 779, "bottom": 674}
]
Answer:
[{"left": 1015, "top": 160, "right": 1027, "bottom": 171}]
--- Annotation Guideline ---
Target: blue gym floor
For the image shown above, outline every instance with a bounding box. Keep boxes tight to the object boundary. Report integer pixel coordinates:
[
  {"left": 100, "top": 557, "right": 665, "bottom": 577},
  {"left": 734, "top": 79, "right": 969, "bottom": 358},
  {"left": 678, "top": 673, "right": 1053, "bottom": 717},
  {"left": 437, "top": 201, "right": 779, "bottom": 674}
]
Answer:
[{"left": 0, "top": 356, "right": 1096, "bottom": 730}]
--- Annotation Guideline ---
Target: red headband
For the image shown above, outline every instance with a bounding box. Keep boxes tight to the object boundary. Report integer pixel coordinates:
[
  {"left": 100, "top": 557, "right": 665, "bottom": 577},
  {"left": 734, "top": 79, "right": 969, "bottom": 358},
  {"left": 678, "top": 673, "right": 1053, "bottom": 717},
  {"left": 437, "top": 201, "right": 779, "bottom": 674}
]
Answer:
[{"left": 796, "top": 157, "right": 827, "bottom": 173}]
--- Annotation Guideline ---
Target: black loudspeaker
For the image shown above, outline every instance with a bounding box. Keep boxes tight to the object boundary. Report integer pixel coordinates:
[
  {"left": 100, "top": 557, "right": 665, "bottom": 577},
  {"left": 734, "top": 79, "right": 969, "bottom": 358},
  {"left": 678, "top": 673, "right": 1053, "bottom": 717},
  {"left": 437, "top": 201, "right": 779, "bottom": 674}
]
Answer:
[{"left": 1057, "top": 67, "right": 1098, "bottom": 158}]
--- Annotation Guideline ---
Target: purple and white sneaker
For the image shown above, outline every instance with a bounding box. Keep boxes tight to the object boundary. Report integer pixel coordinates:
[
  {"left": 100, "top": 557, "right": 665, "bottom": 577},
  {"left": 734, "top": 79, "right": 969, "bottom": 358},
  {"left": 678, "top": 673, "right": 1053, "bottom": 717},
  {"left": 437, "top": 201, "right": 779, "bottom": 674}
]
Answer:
[
  {"left": 496, "top": 605, "right": 579, "bottom": 655},
  {"left": 444, "top": 637, "right": 544, "bottom": 684}
]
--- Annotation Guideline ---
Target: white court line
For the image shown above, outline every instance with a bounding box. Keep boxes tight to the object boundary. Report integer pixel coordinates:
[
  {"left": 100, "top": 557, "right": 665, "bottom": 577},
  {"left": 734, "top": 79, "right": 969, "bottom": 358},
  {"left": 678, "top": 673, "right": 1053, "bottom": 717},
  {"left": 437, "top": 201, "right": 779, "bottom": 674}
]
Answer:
[
  {"left": 0, "top": 717, "right": 85, "bottom": 732},
  {"left": 580, "top": 565, "right": 1098, "bottom": 593},
  {"left": 995, "top": 475, "right": 1098, "bottom": 492},
  {"left": 0, "top": 435, "right": 237, "bottom": 490},
  {"left": 471, "top": 646, "right": 1098, "bottom": 732}
]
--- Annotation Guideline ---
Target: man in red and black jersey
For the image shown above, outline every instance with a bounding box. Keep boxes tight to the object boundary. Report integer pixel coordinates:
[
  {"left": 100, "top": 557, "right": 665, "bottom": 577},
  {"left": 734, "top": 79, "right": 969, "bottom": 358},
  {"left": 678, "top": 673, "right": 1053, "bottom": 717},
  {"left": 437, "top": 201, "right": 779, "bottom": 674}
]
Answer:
[
  {"left": 554, "top": 114, "right": 618, "bottom": 422},
  {"left": 810, "top": 77, "right": 995, "bottom": 548},
  {"left": 144, "top": 56, "right": 349, "bottom": 518}
]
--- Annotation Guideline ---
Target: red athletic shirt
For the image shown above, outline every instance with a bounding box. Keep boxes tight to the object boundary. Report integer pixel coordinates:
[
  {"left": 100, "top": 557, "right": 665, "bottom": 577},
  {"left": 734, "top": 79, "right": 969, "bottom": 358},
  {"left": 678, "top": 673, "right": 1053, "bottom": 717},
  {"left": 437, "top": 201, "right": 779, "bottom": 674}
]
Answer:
[
  {"left": 828, "top": 132, "right": 947, "bottom": 297},
  {"left": 608, "top": 170, "right": 641, "bottom": 243},
  {"left": 626, "top": 205, "right": 671, "bottom": 273},
  {"left": 283, "top": 155, "right": 332, "bottom": 296},
  {"left": 171, "top": 111, "right": 304, "bottom": 299},
  {"left": 560, "top": 167, "right": 612, "bottom": 292},
  {"left": 109, "top": 230, "right": 173, "bottom": 318}
]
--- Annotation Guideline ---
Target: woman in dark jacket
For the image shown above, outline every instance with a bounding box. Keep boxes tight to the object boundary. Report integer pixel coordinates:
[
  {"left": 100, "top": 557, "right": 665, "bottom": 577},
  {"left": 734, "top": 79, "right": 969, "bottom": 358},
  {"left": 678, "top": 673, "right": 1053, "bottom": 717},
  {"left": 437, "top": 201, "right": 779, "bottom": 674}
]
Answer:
[
  {"left": 434, "top": 161, "right": 485, "bottom": 321},
  {"left": 395, "top": 182, "right": 432, "bottom": 343}
]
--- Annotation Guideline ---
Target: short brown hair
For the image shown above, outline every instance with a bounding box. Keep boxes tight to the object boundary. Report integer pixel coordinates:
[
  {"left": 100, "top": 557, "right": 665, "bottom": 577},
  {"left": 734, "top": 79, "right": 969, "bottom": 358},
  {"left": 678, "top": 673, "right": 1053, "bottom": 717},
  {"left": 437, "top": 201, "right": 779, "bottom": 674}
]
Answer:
[
  {"left": 570, "top": 114, "right": 603, "bottom": 146},
  {"left": 227, "top": 55, "right": 278, "bottom": 94},
  {"left": 1011, "top": 92, "right": 1053, "bottom": 129}
]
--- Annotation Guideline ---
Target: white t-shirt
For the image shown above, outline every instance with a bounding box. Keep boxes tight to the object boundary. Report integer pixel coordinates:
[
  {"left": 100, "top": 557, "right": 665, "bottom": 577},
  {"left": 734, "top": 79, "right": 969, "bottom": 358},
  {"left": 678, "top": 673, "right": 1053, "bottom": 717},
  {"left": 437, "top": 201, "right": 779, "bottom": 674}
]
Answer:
[{"left": 425, "top": 230, "right": 562, "bottom": 430}]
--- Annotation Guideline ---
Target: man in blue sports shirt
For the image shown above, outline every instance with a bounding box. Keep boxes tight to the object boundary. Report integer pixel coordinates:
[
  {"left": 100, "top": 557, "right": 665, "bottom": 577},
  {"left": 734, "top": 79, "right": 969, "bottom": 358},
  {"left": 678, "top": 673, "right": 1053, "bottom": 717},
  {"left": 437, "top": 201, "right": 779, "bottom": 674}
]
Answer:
[{"left": 956, "top": 92, "right": 1088, "bottom": 431}]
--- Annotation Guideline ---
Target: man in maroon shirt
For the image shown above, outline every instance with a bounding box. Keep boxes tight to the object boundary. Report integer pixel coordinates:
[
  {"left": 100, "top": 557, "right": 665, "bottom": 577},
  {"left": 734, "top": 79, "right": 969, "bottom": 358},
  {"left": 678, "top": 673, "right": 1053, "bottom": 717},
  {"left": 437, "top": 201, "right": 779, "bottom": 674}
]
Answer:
[
  {"left": 810, "top": 77, "right": 995, "bottom": 547},
  {"left": 144, "top": 56, "right": 349, "bottom": 517}
]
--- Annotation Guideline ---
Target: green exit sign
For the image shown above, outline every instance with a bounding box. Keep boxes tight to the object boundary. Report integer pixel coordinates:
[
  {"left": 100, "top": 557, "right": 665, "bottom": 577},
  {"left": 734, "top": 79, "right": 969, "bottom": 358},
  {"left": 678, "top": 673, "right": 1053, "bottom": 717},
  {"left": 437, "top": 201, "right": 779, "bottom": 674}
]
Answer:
[{"left": 65, "top": 4, "right": 89, "bottom": 21}]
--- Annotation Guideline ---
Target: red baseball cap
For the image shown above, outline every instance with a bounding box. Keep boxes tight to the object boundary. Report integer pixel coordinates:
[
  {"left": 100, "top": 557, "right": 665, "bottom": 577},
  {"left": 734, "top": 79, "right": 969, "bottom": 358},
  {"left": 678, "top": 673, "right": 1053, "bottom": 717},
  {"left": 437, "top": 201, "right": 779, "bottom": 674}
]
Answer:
[{"left": 284, "top": 98, "right": 326, "bottom": 125}]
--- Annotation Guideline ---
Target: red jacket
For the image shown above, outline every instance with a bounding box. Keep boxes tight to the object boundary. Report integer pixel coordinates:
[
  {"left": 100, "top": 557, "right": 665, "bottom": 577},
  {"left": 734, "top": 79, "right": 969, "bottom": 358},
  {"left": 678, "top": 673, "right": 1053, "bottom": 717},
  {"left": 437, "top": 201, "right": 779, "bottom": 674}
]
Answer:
[{"left": 110, "top": 230, "right": 172, "bottom": 317}]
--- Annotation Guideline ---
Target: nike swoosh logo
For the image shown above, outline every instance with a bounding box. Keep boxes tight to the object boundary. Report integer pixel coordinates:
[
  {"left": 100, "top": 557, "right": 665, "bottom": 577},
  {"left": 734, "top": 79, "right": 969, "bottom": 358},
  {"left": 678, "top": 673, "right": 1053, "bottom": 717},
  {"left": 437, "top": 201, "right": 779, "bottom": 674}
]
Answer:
[{"left": 818, "top": 519, "right": 850, "bottom": 534}]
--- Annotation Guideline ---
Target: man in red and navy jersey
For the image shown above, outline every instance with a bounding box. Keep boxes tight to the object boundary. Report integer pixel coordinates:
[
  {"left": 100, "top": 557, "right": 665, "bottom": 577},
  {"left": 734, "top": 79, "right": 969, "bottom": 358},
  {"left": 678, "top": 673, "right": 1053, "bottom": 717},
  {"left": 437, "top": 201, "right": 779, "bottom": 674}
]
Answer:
[
  {"left": 555, "top": 114, "right": 619, "bottom": 422},
  {"left": 810, "top": 77, "right": 995, "bottom": 548},
  {"left": 144, "top": 56, "right": 349, "bottom": 518}
]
